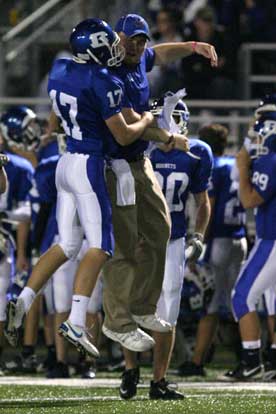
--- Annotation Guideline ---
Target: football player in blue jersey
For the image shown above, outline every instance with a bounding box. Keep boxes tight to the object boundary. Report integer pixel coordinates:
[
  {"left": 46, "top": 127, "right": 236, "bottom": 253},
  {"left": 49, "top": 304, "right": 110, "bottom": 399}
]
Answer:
[
  {"left": 4, "top": 18, "right": 155, "bottom": 358},
  {"left": 228, "top": 110, "right": 276, "bottom": 380},
  {"left": 34, "top": 153, "right": 103, "bottom": 378},
  {"left": 179, "top": 124, "right": 248, "bottom": 377},
  {"left": 149, "top": 94, "right": 212, "bottom": 399},
  {"left": 0, "top": 109, "right": 35, "bottom": 366}
]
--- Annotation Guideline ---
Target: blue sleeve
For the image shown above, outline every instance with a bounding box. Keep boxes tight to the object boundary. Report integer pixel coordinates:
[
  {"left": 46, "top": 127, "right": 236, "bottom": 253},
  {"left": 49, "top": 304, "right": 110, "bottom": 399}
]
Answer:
[
  {"left": 93, "top": 72, "right": 125, "bottom": 120},
  {"left": 144, "top": 48, "right": 156, "bottom": 72},
  {"left": 35, "top": 167, "right": 57, "bottom": 203},
  {"left": 252, "top": 160, "right": 276, "bottom": 202},
  {"left": 190, "top": 146, "right": 213, "bottom": 194},
  {"left": 17, "top": 169, "right": 33, "bottom": 202}
]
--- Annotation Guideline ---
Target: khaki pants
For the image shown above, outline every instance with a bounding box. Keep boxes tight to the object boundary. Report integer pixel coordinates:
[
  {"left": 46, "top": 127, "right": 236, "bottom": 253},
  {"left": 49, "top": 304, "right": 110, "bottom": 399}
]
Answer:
[{"left": 103, "top": 157, "right": 171, "bottom": 332}]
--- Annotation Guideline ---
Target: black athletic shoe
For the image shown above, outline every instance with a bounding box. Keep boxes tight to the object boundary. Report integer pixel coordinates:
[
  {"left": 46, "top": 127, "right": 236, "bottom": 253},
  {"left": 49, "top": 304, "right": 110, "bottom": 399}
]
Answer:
[
  {"left": 46, "top": 361, "right": 69, "bottom": 378},
  {"left": 119, "top": 367, "right": 140, "bottom": 399},
  {"left": 4, "top": 353, "right": 38, "bottom": 374},
  {"left": 263, "top": 360, "right": 276, "bottom": 381},
  {"left": 149, "top": 378, "right": 184, "bottom": 400},
  {"left": 263, "top": 348, "right": 276, "bottom": 381},
  {"left": 178, "top": 361, "right": 206, "bottom": 377},
  {"left": 220, "top": 361, "right": 263, "bottom": 381},
  {"left": 82, "top": 365, "right": 96, "bottom": 379}
]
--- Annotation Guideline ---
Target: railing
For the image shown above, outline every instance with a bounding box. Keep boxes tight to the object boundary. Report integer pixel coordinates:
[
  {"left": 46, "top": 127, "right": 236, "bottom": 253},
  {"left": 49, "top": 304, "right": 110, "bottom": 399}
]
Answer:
[
  {"left": 0, "top": 98, "right": 258, "bottom": 147},
  {"left": 0, "top": 0, "right": 82, "bottom": 96},
  {"left": 238, "top": 43, "right": 276, "bottom": 99}
]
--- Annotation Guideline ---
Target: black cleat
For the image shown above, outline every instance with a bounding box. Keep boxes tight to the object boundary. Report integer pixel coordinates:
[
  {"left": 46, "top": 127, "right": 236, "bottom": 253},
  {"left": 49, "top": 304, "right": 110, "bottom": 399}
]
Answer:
[
  {"left": 178, "top": 361, "right": 206, "bottom": 377},
  {"left": 46, "top": 361, "right": 70, "bottom": 378},
  {"left": 149, "top": 378, "right": 184, "bottom": 400},
  {"left": 220, "top": 361, "right": 263, "bottom": 381},
  {"left": 119, "top": 367, "right": 140, "bottom": 399},
  {"left": 263, "top": 360, "right": 276, "bottom": 381},
  {"left": 4, "top": 354, "right": 38, "bottom": 374}
]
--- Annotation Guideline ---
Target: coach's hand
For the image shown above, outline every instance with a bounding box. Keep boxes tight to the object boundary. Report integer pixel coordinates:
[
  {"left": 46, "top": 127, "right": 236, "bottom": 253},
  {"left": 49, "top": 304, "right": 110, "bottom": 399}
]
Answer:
[{"left": 194, "top": 42, "right": 218, "bottom": 67}]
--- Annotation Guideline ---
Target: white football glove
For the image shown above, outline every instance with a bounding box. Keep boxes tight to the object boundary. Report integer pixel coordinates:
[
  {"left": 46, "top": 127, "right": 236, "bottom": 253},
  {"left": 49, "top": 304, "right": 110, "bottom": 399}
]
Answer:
[
  {"left": 0, "top": 153, "right": 9, "bottom": 168},
  {"left": 185, "top": 233, "right": 204, "bottom": 261}
]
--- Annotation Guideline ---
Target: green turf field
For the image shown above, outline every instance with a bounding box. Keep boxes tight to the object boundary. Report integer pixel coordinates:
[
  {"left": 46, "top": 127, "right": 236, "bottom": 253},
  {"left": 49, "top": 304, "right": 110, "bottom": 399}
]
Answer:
[{"left": 1, "top": 367, "right": 276, "bottom": 414}]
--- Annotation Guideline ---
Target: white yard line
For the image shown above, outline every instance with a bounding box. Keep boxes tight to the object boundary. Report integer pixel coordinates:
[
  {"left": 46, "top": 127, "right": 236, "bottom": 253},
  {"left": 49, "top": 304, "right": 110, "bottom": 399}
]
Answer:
[{"left": 0, "top": 377, "right": 276, "bottom": 392}]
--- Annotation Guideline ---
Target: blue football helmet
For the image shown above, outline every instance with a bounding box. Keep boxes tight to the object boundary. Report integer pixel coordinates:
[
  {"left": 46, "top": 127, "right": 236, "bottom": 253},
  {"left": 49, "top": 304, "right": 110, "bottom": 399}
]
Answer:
[
  {"left": 250, "top": 111, "right": 276, "bottom": 157},
  {"left": 181, "top": 262, "right": 215, "bottom": 314},
  {"left": 70, "top": 18, "right": 125, "bottom": 67},
  {"left": 0, "top": 106, "right": 41, "bottom": 151},
  {"left": 150, "top": 92, "right": 190, "bottom": 134},
  {"left": 255, "top": 93, "right": 276, "bottom": 118}
]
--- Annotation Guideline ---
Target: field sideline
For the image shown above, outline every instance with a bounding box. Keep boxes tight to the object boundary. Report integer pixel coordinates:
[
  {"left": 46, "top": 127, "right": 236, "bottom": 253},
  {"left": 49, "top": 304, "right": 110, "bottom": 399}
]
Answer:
[{"left": 1, "top": 375, "right": 276, "bottom": 414}]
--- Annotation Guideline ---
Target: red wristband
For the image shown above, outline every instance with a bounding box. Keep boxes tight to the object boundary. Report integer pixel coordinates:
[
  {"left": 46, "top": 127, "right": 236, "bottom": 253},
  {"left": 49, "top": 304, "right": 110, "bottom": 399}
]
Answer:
[{"left": 192, "top": 41, "right": 197, "bottom": 53}]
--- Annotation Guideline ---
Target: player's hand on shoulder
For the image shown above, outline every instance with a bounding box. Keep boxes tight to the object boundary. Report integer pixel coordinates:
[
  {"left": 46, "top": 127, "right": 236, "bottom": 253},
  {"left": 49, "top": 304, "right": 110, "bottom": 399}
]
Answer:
[
  {"left": 194, "top": 42, "right": 218, "bottom": 67},
  {"left": 173, "top": 133, "right": 189, "bottom": 152},
  {"left": 0, "top": 153, "right": 9, "bottom": 168}
]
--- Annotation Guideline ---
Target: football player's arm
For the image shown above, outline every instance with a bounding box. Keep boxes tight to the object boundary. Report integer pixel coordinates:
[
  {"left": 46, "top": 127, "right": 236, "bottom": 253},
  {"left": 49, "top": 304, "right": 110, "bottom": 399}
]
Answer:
[
  {"left": 153, "top": 42, "right": 218, "bottom": 67},
  {"left": 236, "top": 147, "right": 264, "bottom": 208},
  {"left": 0, "top": 154, "right": 9, "bottom": 193},
  {"left": 0, "top": 168, "right": 7, "bottom": 194},
  {"left": 204, "top": 195, "right": 215, "bottom": 241},
  {"left": 121, "top": 108, "right": 189, "bottom": 151},
  {"left": 16, "top": 220, "right": 30, "bottom": 272},
  {"left": 48, "top": 110, "right": 60, "bottom": 135},
  {"left": 105, "top": 110, "right": 153, "bottom": 146},
  {"left": 193, "top": 191, "right": 211, "bottom": 237}
]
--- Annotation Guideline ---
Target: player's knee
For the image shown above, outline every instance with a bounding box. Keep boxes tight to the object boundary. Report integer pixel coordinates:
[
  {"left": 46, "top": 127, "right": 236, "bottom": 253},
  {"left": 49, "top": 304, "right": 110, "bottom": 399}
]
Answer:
[
  {"left": 55, "top": 297, "right": 71, "bottom": 313},
  {"left": 54, "top": 283, "right": 72, "bottom": 313},
  {"left": 157, "top": 290, "right": 180, "bottom": 326},
  {"left": 58, "top": 239, "right": 82, "bottom": 260},
  {"left": 231, "top": 289, "right": 249, "bottom": 321},
  {"left": 87, "top": 297, "right": 102, "bottom": 314}
]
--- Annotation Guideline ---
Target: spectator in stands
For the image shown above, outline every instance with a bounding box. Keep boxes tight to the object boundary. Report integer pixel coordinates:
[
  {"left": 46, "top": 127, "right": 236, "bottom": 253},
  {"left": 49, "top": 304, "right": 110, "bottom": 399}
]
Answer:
[
  {"left": 181, "top": 6, "right": 237, "bottom": 99},
  {"left": 148, "top": 7, "right": 185, "bottom": 96}
]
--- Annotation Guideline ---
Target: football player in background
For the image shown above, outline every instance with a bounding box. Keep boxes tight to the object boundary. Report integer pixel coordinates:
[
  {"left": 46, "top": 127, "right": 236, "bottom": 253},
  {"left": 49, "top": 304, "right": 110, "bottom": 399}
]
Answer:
[
  {"left": 179, "top": 124, "right": 248, "bottom": 376},
  {"left": 227, "top": 108, "right": 276, "bottom": 380},
  {"left": 0, "top": 107, "right": 34, "bottom": 368},
  {"left": 117, "top": 91, "right": 212, "bottom": 399},
  {"left": 4, "top": 18, "right": 154, "bottom": 358},
  {"left": 229, "top": 110, "right": 276, "bottom": 380}
]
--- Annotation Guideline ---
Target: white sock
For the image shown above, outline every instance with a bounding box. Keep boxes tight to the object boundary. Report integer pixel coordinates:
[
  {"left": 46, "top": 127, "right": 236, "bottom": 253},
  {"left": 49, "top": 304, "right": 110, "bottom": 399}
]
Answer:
[
  {"left": 19, "top": 287, "right": 36, "bottom": 313},
  {"left": 271, "top": 344, "right": 276, "bottom": 349},
  {"left": 242, "top": 340, "right": 261, "bottom": 350},
  {"left": 68, "top": 295, "right": 90, "bottom": 327}
]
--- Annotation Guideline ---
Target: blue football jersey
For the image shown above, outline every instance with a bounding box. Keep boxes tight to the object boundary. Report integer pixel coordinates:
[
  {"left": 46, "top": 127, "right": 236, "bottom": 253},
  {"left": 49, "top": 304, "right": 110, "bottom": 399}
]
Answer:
[
  {"left": 150, "top": 139, "right": 213, "bottom": 239},
  {"left": 208, "top": 156, "right": 246, "bottom": 238},
  {"left": 34, "top": 155, "right": 59, "bottom": 253},
  {"left": 37, "top": 140, "right": 59, "bottom": 162},
  {"left": 48, "top": 58, "right": 127, "bottom": 155},
  {"left": 107, "top": 47, "right": 156, "bottom": 159},
  {"left": 252, "top": 153, "right": 276, "bottom": 240},
  {"left": 0, "top": 152, "right": 34, "bottom": 212}
]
